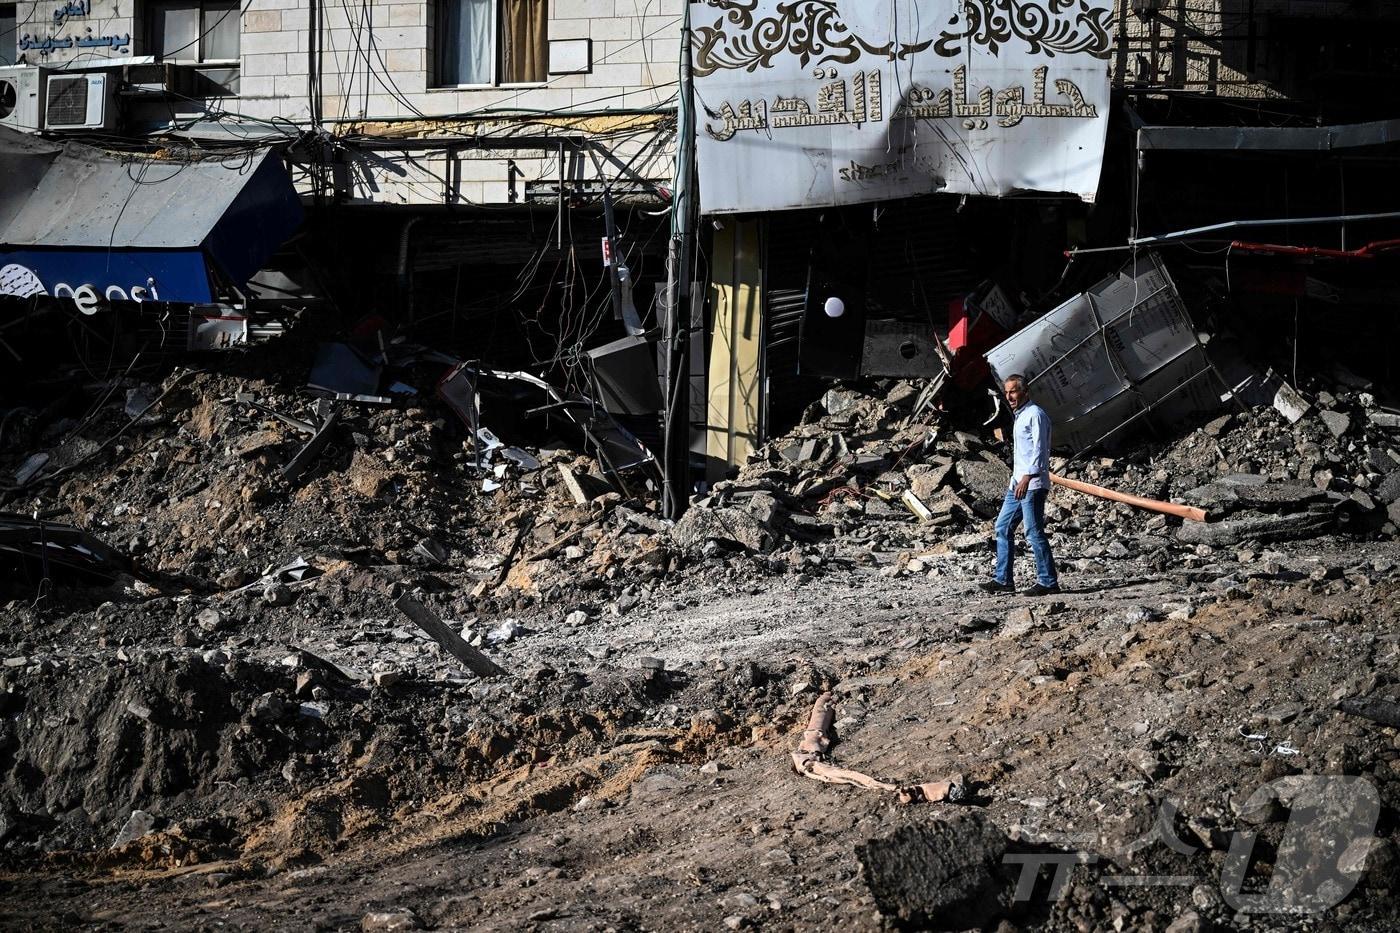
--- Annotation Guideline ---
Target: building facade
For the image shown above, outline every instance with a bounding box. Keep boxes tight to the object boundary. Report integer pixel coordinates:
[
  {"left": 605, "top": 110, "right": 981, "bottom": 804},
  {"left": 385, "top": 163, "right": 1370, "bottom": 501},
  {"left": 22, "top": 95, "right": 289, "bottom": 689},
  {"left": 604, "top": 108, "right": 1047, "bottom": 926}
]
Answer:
[{"left": 1, "top": 0, "right": 682, "bottom": 205}]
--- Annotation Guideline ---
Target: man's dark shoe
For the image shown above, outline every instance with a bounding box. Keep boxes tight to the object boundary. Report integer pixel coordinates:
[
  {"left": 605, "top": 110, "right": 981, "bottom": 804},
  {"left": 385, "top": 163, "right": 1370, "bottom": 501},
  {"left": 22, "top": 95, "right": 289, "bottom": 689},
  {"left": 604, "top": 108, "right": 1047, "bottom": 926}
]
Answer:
[
  {"left": 978, "top": 580, "right": 1014, "bottom": 594},
  {"left": 1022, "top": 583, "right": 1061, "bottom": 596}
]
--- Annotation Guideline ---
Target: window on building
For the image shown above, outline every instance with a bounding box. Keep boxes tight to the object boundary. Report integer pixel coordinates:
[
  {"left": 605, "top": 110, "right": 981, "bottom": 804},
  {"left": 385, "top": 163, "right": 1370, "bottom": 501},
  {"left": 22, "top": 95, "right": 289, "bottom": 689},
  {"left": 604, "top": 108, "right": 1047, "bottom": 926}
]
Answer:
[
  {"left": 146, "top": 0, "right": 240, "bottom": 62},
  {"left": 436, "top": 0, "right": 547, "bottom": 87},
  {"left": 1, "top": 4, "right": 18, "bottom": 67}
]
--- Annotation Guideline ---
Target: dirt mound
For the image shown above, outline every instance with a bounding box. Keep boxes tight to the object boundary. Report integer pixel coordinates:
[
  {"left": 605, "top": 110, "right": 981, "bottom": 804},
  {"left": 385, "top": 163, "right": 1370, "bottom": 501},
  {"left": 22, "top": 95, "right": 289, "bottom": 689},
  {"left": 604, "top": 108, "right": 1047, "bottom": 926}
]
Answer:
[{"left": 0, "top": 651, "right": 292, "bottom": 853}]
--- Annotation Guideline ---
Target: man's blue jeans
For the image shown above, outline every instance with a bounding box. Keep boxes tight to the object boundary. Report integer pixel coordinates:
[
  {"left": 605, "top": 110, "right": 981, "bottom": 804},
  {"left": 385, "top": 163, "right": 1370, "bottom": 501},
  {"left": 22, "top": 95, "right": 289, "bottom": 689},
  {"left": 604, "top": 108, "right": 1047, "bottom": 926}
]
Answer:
[{"left": 993, "top": 487, "right": 1058, "bottom": 589}]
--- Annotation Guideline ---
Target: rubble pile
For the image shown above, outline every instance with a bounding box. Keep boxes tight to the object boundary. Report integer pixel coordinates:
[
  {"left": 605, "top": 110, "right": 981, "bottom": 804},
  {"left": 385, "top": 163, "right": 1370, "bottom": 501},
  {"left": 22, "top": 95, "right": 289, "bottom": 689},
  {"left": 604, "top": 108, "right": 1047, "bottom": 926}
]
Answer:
[
  {"left": 1056, "top": 380, "right": 1400, "bottom": 552},
  {"left": 0, "top": 619, "right": 810, "bottom": 857},
  {"left": 735, "top": 372, "right": 1400, "bottom": 584},
  {"left": 14, "top": 348, "right": 1387, "bottom": 617},
  {"left": 2, "top": 334, "right": 1399, "bottom": 928},
  {"left": 1, "top": 360, "right": 884, "bottom": 616},
  {"left": 733, "top": 382, "right": 1000, "bottom": 561}
]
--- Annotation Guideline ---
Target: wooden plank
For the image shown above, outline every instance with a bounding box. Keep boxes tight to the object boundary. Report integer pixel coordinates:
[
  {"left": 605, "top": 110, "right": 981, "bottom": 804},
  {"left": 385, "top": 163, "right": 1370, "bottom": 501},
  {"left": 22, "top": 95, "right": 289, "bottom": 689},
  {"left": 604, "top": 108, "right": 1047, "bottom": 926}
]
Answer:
[
  {"left": 1051, "top": 473, "right": 1208, "bottom": 523},
  {"left": 394, "top": 595, "right": 506, "bottom": 678}
]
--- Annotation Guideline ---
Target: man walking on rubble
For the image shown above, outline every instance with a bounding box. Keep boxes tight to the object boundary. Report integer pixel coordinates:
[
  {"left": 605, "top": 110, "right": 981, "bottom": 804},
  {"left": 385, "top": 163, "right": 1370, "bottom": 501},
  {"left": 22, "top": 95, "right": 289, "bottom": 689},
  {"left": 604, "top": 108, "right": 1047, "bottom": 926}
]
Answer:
[{"left": 979, "top": 374, "right": 1060, "bottom": 596}]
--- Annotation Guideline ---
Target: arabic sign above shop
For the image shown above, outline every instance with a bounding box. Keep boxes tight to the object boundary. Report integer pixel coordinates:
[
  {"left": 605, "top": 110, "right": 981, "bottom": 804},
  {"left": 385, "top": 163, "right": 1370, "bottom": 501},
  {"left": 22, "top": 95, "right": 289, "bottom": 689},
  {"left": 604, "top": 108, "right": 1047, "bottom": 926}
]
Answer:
[
  {"left": 10, "top": 0, "right": 133, "bottom": 64},
  {"left": 691, "top": 0, "right": 1114, "bottom": 214}
]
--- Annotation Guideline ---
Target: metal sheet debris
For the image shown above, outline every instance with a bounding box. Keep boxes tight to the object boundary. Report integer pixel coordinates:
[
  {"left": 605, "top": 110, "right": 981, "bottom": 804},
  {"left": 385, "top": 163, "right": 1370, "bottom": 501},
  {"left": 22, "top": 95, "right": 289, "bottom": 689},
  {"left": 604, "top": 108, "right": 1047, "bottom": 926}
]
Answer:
[
  {"left": 441, "top": 362, "right": 657, "bottom": 481},
  {"left": 281, "top": 401, "right": 340, "bottom": 483},
  {"left": 0, "top": 512, "right": 130, "bottom": 585},
  {"left": 985, "top": 253, "right": 1223, "bottom": 452},
  {"left": 308, "top": 343, "right": 383, "bottom": 400},
  {"left": 860, "top": 320, "right": 944, "bottom": 378},
  {"left": 238, "top": 556, "right": 322, "bottom": 591},
  {"left": 586, "top": 333, "right": 663, "bottom": 415},
  {"left": 189, "top": 315, "right": 249, "bottom": 351}
]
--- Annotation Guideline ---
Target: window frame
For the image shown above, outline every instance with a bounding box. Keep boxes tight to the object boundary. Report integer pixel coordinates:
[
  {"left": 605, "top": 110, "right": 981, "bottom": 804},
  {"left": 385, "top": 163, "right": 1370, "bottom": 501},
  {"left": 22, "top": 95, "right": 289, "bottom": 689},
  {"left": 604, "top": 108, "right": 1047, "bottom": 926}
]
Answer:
[
  {"left": 431, "top": 0, "right": 548, "bottom": 91},
  {"left": 144, "top": 0, "right": 241, "bottom": 65},
  {"left": 0, "top": 4, "right": 17, "bottom": 68}
]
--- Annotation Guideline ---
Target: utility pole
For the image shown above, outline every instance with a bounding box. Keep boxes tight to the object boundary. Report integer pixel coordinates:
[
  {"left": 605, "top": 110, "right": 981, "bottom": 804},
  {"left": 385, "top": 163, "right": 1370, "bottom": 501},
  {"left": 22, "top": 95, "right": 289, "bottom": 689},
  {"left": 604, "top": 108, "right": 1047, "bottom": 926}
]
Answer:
[{"left": 662, "top": 5, "right": 697, "bottom": 520}]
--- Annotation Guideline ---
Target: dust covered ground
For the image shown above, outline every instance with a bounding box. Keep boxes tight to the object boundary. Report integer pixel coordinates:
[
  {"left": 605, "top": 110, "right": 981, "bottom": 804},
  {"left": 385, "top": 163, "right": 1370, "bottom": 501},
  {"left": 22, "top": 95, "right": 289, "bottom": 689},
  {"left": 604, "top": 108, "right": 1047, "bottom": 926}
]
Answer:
[{"left": 2, "top": 362, "right": 1399, "bottom": 931}]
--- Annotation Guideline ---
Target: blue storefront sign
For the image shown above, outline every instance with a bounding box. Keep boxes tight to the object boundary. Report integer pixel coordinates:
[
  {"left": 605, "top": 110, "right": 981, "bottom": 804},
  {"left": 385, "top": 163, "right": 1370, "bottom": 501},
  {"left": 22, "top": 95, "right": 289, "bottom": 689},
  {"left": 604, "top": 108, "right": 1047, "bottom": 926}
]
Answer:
[
  {"left": 1, "top": 131, "right": 303, "bottom": 312},
  {"left": 0, "top": 248, "right": 214, "bottom": 305}
]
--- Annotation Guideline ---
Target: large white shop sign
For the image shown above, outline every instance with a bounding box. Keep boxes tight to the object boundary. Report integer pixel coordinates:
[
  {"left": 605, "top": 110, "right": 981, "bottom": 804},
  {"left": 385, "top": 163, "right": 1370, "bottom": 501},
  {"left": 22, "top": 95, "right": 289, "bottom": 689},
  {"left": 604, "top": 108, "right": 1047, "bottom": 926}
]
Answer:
[{"left": 692, "top": 0, "right": 1114, "bottom": 214}]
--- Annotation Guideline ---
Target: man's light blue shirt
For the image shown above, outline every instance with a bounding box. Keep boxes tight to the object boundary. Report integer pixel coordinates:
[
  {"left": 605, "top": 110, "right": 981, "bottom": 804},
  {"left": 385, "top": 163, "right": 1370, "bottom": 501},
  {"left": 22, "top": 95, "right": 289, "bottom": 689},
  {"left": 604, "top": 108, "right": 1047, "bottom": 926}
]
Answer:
[{"left": 1011, "top": 401, "right": 1051, "bottom": 492}]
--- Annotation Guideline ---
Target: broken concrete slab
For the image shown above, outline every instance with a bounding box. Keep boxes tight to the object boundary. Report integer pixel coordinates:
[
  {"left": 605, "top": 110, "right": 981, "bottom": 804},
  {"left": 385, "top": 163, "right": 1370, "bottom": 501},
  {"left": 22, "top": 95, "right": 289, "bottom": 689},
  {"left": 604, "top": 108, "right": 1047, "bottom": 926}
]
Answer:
[
  {"left": 670, "top": 506, "right": 774, "bottom": 553},
  {"left": 1273, "top": 382, "right": 1310, "bottom": 423},
  {"left": 857, "top": 813, "right": 1011, "bottom": 929},
  {"left": 1184, "top": 481, "right": 1325, "bottom": 512},
  {"left": 908, "top": 460, "right": 955, "bottom": 501},
  {"left": 556, "top": 464, "right": 612, "bottom": 505},
  {"left": 1176, "top": 511, "right": 1334, "bottom": 547},
  {"left": 1232, "top": 483, "right": 1329, "bottom": 509},
  {"left": 1319, "top": 410, "right": 1351, "bottom": 439},
  {"left": 1202, "top": 414, "right": 1232, "bottom": 437},
  {"left": 111, "top": 809, "right": 157, "bottom": 848},
  {"left": 614, "top": 505, "right": 669, "bottom": 535},
  {"left": 956, "top": 458, "right": 1011, "bottom": 503},
  {"left": 1218, "top": 473, "right": 1269, "bottom": 487}
]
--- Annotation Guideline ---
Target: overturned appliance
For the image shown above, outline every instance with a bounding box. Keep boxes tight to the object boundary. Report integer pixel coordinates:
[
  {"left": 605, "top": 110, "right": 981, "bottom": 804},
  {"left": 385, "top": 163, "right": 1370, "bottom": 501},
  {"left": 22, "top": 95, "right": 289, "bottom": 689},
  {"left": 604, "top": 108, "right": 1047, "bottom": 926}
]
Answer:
[{"left": 985, "top": 253, "right": 1227, "bottom": 453}]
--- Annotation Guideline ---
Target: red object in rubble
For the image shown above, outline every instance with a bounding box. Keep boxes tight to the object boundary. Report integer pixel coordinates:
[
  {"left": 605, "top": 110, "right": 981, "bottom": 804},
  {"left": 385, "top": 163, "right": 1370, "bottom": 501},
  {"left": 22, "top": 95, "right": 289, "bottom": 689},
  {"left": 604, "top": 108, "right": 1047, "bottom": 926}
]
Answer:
[{"left": 946, "top": 295, "right": 1011, "bottom": 389}]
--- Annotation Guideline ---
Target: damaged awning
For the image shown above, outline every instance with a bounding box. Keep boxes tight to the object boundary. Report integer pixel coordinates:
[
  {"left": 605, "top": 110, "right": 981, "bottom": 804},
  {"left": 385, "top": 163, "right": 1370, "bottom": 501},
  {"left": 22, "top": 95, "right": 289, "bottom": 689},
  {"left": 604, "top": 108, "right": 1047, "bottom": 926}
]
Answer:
[
  {"left": 0, "top": 125, "right": 302, "bottom": 304},
  {"left": 1136, "top": 117, "right": 1400, "bottom": 153}
]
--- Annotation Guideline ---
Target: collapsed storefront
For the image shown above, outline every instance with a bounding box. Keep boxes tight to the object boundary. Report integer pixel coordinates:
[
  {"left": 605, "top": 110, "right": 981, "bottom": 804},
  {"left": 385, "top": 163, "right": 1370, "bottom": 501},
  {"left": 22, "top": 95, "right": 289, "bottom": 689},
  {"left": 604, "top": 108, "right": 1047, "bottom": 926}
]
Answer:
[
  {"left": 685, "top": 0, "right": 1400, "bottom": 484},
  {"left": 687, "top": 0, "right": 1116, "bottom": 478},
  {"left": 2, "top": 1, "right": 1400, "bottom": 511},
  {"left": 0, "top": 125, "right": 305, "bottom": 372}
]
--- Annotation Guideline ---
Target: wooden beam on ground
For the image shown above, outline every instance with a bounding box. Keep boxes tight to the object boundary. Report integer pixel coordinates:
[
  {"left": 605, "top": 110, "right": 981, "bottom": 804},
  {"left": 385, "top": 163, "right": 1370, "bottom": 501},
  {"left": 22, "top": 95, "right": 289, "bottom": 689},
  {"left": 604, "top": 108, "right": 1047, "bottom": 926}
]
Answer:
[
  {"left": 394, "top": 594, "right": 506, "bottom": 678},
  {"left": 1051, "top": 473, "right": 1208, "bottom": 523}
]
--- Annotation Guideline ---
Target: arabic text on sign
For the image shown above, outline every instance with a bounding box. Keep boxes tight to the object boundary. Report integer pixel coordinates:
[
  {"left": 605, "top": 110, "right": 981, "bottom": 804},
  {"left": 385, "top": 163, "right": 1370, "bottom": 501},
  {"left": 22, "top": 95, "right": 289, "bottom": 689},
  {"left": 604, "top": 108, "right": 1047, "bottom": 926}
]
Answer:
[
  {"left": 19, "top": 29, "right": 132, "bottom": 53},
  {"left": 706, "top": 65, "right": 1096, "bottom": 143}
]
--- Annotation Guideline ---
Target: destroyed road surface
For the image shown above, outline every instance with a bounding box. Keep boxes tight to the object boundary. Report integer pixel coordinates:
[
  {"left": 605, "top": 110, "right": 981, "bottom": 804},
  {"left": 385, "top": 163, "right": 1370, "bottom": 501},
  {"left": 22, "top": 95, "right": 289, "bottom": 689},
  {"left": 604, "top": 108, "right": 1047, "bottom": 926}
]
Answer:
[{"left": 3, "top": 368, "right": 1400, "bottom": 932}]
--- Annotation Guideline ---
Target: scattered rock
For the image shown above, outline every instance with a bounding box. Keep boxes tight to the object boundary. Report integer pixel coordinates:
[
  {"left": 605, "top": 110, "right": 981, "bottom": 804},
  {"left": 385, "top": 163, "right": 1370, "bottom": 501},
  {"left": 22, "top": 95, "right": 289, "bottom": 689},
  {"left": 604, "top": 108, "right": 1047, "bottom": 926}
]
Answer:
[
  {"left": 360, "top": 908, "right": 422, "bottom": 931},
  {"left": 1319, "top": 410, "right": 1350, "bottom": 439},
  {"left": 671, "top": 506, "right": 774, "bottom": 554},
  {"left": 111, "top": 810, "right": 156, "bottom": 848}
]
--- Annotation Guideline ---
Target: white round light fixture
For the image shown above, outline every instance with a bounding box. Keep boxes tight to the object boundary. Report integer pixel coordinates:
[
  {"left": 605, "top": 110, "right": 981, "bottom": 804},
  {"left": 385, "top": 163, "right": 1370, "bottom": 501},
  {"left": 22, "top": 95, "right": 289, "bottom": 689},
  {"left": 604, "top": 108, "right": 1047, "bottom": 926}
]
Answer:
[{"left": 823, "top": 296, "right": 845, "bottom": 318}]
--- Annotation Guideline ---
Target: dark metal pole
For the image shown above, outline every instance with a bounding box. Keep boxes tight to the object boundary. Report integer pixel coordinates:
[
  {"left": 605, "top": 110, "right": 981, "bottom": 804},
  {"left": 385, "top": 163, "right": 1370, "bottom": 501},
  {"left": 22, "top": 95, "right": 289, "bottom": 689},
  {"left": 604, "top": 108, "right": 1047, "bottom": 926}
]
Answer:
[
  {"left": 662, "top": 5, "right": 696, "bottom": 520},
  {"left": 601, "top": 186, "right": 624, "bottom": 322}
]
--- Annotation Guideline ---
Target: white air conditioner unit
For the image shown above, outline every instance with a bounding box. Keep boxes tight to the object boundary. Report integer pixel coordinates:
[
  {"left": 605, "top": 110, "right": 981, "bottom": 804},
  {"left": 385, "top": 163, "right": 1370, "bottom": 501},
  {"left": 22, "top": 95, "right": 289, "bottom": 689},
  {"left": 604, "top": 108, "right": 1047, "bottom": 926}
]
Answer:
[
  {"left": 44, "top": 72, "right": 117, "bottom": 131},
  {"left": 0, "top": 66, "right": 45, "bottom": 132}
]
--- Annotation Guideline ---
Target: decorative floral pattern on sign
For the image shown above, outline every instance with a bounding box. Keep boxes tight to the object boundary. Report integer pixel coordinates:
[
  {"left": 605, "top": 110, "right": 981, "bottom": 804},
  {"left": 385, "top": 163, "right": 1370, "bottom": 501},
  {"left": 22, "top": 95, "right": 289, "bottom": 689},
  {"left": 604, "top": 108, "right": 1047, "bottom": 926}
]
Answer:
[
  {"left": 693, "top": 0, "right": 933, "bottom": 77},
  {"left": 933, "top": 0, "right": 1113, "bottom": 59},
  {"left": 692, "top": 0, "right": 1113, "bottom": 76}
]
